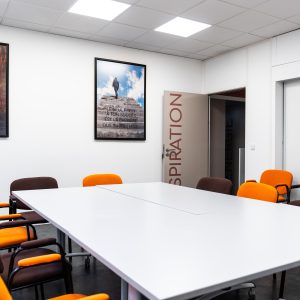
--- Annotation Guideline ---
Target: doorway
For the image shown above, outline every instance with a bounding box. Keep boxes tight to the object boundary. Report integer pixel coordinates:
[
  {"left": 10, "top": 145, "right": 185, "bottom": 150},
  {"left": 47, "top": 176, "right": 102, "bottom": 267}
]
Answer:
[
  {"left": 283, "top": 79, "right": 300, "bottom": 200},
  {"left": 162, "top": 89, "right": 245, "bottom": 192},
  {"left": 209, "top": 88, "right": 246, "bottom": 193}
]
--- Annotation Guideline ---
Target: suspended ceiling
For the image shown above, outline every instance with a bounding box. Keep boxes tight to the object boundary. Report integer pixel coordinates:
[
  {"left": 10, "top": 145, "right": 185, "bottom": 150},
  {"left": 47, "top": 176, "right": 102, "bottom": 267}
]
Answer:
[{"left": 1, "top": 0, "right": 300, "bottom": 60}]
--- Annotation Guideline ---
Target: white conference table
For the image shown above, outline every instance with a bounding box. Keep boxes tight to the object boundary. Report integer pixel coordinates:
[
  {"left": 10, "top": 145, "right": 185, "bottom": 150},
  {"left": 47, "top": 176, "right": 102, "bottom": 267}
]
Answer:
[{"left": 12, "top": 182, "right": 300, "bottom": 300}]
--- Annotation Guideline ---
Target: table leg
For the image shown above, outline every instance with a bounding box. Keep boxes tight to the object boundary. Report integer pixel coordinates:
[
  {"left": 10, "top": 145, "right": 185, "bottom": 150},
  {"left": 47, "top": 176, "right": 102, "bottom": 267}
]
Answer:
[
  {"left": 121, "top": 279, "right": 143, "bottom": 300},
  {"left": 121, "top": 279, "right": 128, "bottom": 300},
  {"left": 57, "top": 229, "right": 66, "bottom": 249}
]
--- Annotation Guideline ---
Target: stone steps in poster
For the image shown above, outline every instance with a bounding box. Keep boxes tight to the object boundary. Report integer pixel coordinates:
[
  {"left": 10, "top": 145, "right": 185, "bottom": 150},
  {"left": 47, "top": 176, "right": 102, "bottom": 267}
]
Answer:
[{"left": 96, "top": 96, "right": 144, "bottom": 139}]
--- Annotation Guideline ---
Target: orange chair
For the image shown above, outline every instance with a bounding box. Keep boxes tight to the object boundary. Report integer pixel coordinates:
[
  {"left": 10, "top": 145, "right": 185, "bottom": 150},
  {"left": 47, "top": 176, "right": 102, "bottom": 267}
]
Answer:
[
  {"left": 248, "top": 169, "right": 293, "bottom": 203},
  {"left": 68, "top": 174, "right": 123, "bottom": 266},
  {"left": 82, "top": 174, "right": 122, "bottom": 187},
  {"left": 237, "top": 181, "right": 286, "bottom": 299},
  {"left": 0, "top": 252, "right": 109, "bottom": 300},
  {"left": 0, "top": 211, "right": 37, "bottom": 251},
  {"left": 237, "top": 182, "right": 278, "bottom": 202}
]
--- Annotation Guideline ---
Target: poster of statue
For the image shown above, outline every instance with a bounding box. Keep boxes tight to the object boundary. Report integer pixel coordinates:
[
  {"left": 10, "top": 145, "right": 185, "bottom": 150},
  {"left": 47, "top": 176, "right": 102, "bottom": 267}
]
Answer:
[
  {"left": 94, "top": 58, "right": 146, "bottom": 140},
  {"left": 0, "top": 43, "right": 8, "bottom": 137}
]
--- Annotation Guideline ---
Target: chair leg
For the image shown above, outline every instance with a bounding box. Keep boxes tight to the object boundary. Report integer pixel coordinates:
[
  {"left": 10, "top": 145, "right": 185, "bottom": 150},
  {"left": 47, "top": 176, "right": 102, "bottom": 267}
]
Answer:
[
  {"left": 279, "top": 271, "right": 286, "bottom": 299},
  {"left": 68, "top": 237, "right": 72, "bottom": 263},
  {"left": 34, "top": 285, "right": 39, "bottom": 300},
  {"left": 40, "top": 284, "right": 45, "bottom": 300},
  {"left": 63, "top": 262, "right": 74, "bottom": 294},
  {"left": 273, "top": 273, "right": 277, "bottom": 280}
]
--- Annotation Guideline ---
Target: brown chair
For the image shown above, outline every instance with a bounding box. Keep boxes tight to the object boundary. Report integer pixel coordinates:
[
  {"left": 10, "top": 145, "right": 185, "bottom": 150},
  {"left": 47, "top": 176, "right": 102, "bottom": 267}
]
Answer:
[
  {"left": 10, "top": 177, "right": 58, "bottom": 224},
  {"left": 82, "top": 174, "right": 122, "bottom": 187},
  {"left": 248, "top": 169, "right": 293, "bottom": 203},
  {"left": 1, "top": 238, "right": 73, "bottom": 299},
  {"left": 196, "top": 177, "right": 232, "bottom": 195},
  {"left": 0, "top": 249, "right": 109, "bottom": 300}
]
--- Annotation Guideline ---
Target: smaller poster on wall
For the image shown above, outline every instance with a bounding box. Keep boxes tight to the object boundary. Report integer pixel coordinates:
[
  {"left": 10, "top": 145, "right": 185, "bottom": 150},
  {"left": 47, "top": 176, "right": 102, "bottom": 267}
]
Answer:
[
  {"left": 94, "top": 57, "right": 146, "bottom": 140},
  {"left": 0, "top": 43, "right": 8, "bottom": 137}
]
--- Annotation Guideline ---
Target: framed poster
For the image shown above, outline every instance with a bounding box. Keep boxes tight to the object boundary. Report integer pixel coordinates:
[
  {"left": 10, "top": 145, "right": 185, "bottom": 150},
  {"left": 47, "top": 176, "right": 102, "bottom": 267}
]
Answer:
[
  {"left": 0, "top": 43, "right": 8, "bottom": 137},
  {"left": 94, "top": 58, "right": 146, "bottom": 140}
]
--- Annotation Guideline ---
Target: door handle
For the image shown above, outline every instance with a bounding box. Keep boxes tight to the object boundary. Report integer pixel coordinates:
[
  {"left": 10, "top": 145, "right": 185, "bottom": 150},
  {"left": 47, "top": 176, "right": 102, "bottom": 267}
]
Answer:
[{"left": 165, "top": 148, "right": 171, "bottom": 157}]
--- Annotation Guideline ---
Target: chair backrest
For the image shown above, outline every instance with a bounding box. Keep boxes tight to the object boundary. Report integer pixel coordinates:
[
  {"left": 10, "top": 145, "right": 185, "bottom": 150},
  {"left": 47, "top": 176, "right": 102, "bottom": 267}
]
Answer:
[
  {"left": 196, "top": 177, "right": 232, "bottom": 195},
  {"left": 83, "top": 174, "right": 123, "bottom": 187},
  {"left": 10, "top": 177, "right": 58, "bottom": 210},
  {"left": 0, "top": 277, "right": 11, "bottom": 300},
  {"left": 237, "top": 182, "right": 278, "bottom": 203},
  {"left": 0, "top": 257, "right": 12, "bottom": 300},
  {"left": 260, "top": 169, "right": 293, "bottom": 196}
]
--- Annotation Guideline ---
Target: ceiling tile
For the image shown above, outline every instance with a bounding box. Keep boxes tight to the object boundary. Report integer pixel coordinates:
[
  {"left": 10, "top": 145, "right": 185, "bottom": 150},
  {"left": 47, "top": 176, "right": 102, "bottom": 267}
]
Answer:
[
  {"left": 125, "top": 41, "right": 161, "bottom": 51},
  {"left": 120, "top": 0, "right": 139, "bottom": 3},
  {"left": 48, "top": 27, "right": 90, "bottom": 39},
  {"left": 114, "top": 6, "right": 173, "bottom": 29},
  {"left": 2, "top": 17, "right": 50, "bottom": 32},
  {"left": 133, "top": 31, "right": 182, "bottom": 47},
  {"left": 0, "top": 0, "right": 9, "bottom": 17},
  {"left": 182, "top": 0, "right": 245, "bottom": 25},
  {"left": 187, "top": 53, "right": 210, "bottom": 60},
  {"left": 12, "top": 0, "right": 77, "bottom": 11},
  {"left": 89, "top": 35, "right": 128, "bottom": 46},
  {"left": 97, "top": 23, "right": 146, "bottom": 41},
  {"left": 254, "top": 0, "right": 300, "bottom": 19},
  {"left": 219, "top": 0, "right": 269, "bottom": 9},
  {"left": 167, "top": 38, "right": 213, "bottom": 53},
  {"left": 222, "top": 33, "right": 263, "bottom": 48},
  {"left": 198, "top": 44, "right": 233, "bottom": 56},
  {"left": 5, "top": 0, "right": 63, "bottom": 26},
  {"left": 192, "top": 25, "right": 242, "bottom": 43},
  {"left": 54, "top": 13, "right": 108, "bottom": 34},
  {"left": 288, "top": 14, "right": 300, "bottom": 25},
  {"left": 252, "top": 20, "right": 300, "bottom": 38},
  {"left": 158, "top": 48, "right": 190, "bottom": 57},
  {"left": 219, "top": 10, "right": 279, "bottom": 32},
  {"left": 136, "top": 0, "right": 205, "bottom": 15}
]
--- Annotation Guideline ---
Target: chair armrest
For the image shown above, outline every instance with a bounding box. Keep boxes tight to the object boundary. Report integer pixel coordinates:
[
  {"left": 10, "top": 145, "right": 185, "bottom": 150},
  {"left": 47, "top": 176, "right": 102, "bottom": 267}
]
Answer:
[
  {"left": 0, "top": 202, "right": 10, "bottom": 208},
  {"left": 0, "top": 219, "right": 32, "bottom": 228},
  {"left": 82, "top": 294, "right": 110, "bottom": 300},
  {"left": 0, "top": 213, "right": 23, "bottom": 220},
  {"left": 18, "top": 254, "right": 61, "bottom": 267},
  {"left": 275, "top": 183, "right": 289, "bottom": 191},
  {"left": 291, "top": 184, "right": 300, "bottom": 189},
  {"left": 20, "top": 238, "right": 56, "bottom": 250}
]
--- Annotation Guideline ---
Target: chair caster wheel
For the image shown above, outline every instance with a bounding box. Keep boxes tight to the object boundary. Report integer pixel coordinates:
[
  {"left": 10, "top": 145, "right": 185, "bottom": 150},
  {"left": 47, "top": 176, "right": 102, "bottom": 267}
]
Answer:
[{"left": 248, "top": 288, "right": 255, "bottom": 299}]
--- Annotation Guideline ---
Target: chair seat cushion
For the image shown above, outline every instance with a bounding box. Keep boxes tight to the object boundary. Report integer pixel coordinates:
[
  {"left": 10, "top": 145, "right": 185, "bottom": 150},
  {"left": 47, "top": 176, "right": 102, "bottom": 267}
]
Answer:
[
  {"left": 0, "top": 227, "right": 34, "bottom": 248},
  {"left": 49, "top": 294, "right": 109, "bottom": 300},
  {"left": 1, "top": 248, "right": 66, "bottom": 289},
  {"left": 49, "top": 294, "right": 86, "bottom": 300}
]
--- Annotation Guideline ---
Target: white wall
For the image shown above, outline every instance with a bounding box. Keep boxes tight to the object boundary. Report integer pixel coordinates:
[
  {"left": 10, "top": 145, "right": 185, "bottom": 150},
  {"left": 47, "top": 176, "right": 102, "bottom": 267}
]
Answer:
[
  {"left": 204, "top": 27, "right": 300, "bottom": 182},
  {"left": 0, "top": 25, "right": 202, "bottom": 197},
  {"left": 203, "top": 40, "right": 272, "bottom": 180}
]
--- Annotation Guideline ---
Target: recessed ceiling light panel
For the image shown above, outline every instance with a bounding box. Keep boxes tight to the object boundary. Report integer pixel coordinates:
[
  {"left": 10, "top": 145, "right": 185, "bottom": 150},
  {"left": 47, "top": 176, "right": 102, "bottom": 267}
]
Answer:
[
  {"left": 155, "top": 17, "right": 211, "bottom": 38},
  {"left": 69, "top": 0, "right": 130, "bottom": 21}
]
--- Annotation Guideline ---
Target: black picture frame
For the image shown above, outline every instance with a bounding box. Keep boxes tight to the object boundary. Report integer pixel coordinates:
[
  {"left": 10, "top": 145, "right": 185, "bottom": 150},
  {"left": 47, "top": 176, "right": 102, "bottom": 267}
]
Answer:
[
  {"left": 94, "top": 57, "right": 146, "bottom": 140},
  {"left": 0, "top": 43, "right": 8, "bottom": 137}
]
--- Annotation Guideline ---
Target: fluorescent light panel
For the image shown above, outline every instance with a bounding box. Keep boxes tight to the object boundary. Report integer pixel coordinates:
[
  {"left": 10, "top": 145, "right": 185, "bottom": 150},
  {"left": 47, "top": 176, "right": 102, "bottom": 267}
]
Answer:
[
  {"left": 69, "top": 0, "right": 130, "bottom": 21},
  {"left": 155, "top": 17, "right": 211, "bottom": 37}
]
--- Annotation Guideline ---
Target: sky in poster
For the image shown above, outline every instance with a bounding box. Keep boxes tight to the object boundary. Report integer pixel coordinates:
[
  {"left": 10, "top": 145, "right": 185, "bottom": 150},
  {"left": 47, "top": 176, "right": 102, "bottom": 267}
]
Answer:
[{"left": 97, "top": 60, "right": 145, "bottom": 108}]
